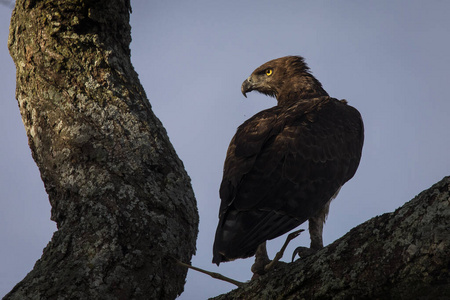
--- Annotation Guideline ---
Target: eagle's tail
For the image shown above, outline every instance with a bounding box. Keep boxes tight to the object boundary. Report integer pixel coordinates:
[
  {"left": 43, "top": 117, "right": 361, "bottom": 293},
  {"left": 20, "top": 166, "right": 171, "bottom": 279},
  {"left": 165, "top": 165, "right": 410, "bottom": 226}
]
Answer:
[{"left": 212, "top": 209, "right": 302, "bottom": 265}]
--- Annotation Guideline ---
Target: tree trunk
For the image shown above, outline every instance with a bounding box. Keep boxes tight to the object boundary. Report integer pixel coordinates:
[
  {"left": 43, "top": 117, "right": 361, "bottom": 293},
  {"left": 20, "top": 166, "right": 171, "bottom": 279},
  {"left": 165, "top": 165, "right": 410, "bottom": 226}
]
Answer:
[
  {"left": 212, "top": 176, "right": 450, "bottom": 300},
  {"left": 6, "top": 1, "right": 198, "bottom": 299}
]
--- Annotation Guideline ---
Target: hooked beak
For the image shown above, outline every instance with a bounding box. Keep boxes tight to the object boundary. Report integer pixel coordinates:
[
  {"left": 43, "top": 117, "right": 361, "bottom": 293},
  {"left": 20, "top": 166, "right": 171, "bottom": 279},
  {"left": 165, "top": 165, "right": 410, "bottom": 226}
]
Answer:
[{"left": 241, "top": 76, "right": 254, "bottom": 98}]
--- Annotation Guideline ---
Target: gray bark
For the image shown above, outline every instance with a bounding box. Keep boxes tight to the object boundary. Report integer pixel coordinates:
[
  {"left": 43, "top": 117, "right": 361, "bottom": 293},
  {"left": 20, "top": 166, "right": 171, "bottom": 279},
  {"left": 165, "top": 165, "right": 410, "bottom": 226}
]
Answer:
[
  {"left": 213, "top": 176, "right": 450, "bottom": 300},
  {"left": 6, "top": 1, "right": 198, "bottom": 299}
]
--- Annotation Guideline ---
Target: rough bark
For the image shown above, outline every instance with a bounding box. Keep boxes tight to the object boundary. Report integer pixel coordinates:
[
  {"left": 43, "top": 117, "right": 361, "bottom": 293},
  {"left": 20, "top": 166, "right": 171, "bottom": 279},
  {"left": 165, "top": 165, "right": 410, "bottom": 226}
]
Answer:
[
  {"left": 6, "top": 1, "right": 198, "bottom": 299},
  {"left": 213, "top": 176, "right": 450, "bottom": 300}
]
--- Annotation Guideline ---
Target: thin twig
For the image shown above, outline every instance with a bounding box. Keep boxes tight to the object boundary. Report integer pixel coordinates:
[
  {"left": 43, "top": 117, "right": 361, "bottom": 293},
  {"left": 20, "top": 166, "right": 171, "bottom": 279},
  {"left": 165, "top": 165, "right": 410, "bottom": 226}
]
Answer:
[{"left": 173, "top": 258, "right": 245, "bottom": 287}]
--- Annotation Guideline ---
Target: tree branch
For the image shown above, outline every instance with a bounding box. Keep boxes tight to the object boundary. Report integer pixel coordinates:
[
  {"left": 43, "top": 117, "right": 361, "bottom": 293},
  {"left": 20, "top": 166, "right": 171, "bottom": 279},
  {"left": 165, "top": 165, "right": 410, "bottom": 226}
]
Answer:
[{"left": 212, "top": 176, "right": 450, "bottom": 299}]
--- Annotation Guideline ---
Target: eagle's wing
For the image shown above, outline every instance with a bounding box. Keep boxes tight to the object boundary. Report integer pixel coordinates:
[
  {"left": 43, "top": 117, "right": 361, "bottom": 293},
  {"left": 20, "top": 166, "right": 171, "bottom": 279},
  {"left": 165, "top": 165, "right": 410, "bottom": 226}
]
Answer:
[
  {"left": 213, "top": 97, "right": 363, "bottom": 264},
  {"left": 217, "top": 106, "right": 284, "bottom": 214}
]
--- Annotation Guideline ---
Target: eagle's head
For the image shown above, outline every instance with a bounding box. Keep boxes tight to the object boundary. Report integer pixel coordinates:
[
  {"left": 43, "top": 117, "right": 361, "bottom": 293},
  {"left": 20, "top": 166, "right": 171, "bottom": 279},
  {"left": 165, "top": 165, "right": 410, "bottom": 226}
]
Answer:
[{"left": 241, "top": 56, "right": 328, "bottom": 104}]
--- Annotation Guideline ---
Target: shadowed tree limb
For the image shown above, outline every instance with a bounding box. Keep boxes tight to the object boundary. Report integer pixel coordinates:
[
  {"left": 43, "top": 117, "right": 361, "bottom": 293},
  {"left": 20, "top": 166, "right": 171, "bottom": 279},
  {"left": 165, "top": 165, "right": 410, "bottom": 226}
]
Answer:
[{"left": 212, "top": 176, "right": 450, "bottom": 299}]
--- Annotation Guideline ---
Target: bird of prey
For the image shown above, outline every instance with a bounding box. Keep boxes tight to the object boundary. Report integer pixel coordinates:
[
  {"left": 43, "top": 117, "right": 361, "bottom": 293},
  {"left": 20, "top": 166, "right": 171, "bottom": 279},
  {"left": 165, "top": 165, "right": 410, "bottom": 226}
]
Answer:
[{"left": 212, "top": 56, "right": 364, "bottom": 271}]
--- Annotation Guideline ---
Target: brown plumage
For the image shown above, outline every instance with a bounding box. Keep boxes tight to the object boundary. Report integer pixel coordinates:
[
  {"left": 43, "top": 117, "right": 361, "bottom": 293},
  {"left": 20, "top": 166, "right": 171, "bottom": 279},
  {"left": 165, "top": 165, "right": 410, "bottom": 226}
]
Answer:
[{"left": 213, "top": 56, "right": 364, "bottom": 265}]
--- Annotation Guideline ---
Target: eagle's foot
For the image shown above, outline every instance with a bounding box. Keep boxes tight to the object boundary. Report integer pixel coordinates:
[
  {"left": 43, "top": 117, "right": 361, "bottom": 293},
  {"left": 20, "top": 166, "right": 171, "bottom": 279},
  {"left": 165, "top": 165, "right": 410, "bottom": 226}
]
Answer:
[
  {"left": 291, "top": 246, "right": 318, "bottom": 262},
  {"left": 252, "top": 261, "right": 288, "bottom": 279},
  {"left": 264, "top": 229, "right": 304, "bottom": 272},
  {"left": 252, "top": 229, "right": 305, "bottom": 279}
]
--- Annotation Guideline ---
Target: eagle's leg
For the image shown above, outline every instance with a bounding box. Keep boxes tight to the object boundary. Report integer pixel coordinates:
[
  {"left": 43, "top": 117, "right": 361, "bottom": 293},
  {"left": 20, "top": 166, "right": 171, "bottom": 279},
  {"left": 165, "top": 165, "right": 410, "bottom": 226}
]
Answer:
[
  {"left": 251, "top": 242, "right": 270, "bottom": 279},
  {"left": 292, "top": 200, "right": 331, "bottom": 261},
  {"left": 309, "top": 207, "right": 327, "bottom": 250}
]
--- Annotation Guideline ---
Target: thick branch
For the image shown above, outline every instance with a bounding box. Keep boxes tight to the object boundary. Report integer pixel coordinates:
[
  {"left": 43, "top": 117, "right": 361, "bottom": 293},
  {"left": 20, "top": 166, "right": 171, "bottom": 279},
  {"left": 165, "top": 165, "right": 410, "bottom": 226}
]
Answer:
[
  {"left": 7, "top": 1, "right": 198, "bottom": 299},
  {"left": 213, "top": 176, "right": 450, "bottom": 299}
]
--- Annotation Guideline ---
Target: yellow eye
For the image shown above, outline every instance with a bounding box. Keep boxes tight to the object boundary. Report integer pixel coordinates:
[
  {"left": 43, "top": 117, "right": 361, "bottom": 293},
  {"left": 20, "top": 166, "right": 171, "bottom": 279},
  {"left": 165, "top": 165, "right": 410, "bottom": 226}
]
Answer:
[{"left": 265, "top": 69, "right": 273, "bottom": 76}]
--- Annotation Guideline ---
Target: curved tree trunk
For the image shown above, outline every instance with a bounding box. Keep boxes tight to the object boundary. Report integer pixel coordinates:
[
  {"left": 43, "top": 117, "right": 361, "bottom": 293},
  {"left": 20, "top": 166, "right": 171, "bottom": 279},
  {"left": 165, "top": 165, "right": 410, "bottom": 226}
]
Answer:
[
  {"left": 6, "top": 1, "right": 198, "bottom": 299},
  {"left": 212, "top": 176, "right": 450, "bottom": 299}
]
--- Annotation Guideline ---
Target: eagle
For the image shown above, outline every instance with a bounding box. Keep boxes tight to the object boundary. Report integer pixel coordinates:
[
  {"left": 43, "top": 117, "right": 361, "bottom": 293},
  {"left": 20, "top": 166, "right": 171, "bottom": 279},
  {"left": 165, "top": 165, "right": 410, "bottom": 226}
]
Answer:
[{"left": 212, "top": 56, "right": 364, "bottom": 270}]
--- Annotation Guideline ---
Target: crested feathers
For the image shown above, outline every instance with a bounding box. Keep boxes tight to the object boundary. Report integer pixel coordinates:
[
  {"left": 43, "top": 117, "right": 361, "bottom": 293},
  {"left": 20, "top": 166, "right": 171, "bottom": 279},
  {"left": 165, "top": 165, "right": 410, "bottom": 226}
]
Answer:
[{"left": 241, "top": 56, "right": 328, "bottom": 104}]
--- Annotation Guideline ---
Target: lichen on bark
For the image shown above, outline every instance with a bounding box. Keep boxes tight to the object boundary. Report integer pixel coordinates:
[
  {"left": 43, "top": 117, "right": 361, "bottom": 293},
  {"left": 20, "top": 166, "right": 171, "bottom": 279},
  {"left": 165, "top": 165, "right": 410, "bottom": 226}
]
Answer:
[
  {"left": 6, "top": 1, "right": 198, "bottom": 299},
  {"left": 212, "top": 176, "right": 450, "bottom": 300}
]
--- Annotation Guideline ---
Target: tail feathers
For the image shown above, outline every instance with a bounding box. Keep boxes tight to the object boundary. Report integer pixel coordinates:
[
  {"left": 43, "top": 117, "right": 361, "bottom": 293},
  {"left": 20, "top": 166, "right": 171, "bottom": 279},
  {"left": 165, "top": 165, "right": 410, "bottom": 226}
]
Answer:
[{"left": 212, "top": 209, "right": 304, "bottom": 265}]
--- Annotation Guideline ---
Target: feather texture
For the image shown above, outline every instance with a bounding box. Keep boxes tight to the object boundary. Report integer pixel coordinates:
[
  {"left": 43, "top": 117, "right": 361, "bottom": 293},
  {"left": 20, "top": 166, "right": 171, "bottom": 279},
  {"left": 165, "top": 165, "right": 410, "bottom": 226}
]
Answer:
[{"left": 213, "top": 56, "right": 364, "bottom": 265}]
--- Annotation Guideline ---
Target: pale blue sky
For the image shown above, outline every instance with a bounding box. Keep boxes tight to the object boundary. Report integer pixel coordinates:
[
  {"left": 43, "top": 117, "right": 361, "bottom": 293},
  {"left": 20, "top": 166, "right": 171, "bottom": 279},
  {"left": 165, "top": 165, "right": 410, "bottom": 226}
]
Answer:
[{"left": 1, "top": 1, "right": 449, "bottom": 299}]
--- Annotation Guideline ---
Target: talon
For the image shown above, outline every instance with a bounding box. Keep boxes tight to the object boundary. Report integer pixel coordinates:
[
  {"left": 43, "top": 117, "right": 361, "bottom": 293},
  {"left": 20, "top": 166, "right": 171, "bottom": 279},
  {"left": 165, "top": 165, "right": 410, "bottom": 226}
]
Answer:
[{"left": 292, "top": 246, "right": 318, "bottom": 262}]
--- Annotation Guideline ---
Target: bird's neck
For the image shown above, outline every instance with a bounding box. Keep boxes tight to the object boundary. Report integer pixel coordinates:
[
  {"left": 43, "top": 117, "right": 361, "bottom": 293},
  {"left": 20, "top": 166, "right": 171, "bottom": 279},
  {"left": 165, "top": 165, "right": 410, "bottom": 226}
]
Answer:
[{"left": 277, "top": 74, "right": 329, "bottom": 106}]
